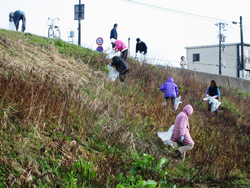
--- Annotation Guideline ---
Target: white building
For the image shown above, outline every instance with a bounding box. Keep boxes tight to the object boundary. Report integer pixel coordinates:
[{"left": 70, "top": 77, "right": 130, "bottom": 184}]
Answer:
[{"left": 185, "top": 43, "right": 250, "bottom": 79}]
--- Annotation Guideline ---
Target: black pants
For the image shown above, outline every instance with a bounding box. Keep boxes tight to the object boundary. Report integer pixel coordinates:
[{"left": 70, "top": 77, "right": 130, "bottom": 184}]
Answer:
[
  {"left": 165, "top": 97, "right": 175, "bottom": 107},
  {"left": 120, "top": 49, "right": 128, "bottom": 62},
  {"left": 119, "top": 69, "right": 129, "bottom": 82}
]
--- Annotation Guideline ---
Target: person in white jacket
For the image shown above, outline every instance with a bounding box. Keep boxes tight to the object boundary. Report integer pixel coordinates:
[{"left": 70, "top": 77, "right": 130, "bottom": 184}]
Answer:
[{"left": 180, "top": 56, "right": 188, "bottom": 69}]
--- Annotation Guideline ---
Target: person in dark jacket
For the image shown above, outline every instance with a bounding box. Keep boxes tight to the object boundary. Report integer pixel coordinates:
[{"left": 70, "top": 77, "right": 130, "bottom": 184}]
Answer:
[
  {"left": 110, "top": 56, "right": 129, "bottom": 82},
  {"left": 9, "top": 10, "right": 26, "bottom": 32},
  {"left": 110, "top": 23, "right": 118, "bottom": 48},
  {"left": 135, "top": 38, "right": 147, "bottom": 65},
  {"left": 160, "top": 77, "right": 179, "bottom": 107},
  {"left": 205, "top": 80, "right": 220, "bottom": 113}
]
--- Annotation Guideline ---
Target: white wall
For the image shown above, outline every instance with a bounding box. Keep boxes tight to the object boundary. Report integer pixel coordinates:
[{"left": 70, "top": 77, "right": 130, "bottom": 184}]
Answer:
[{"left": 186, "top": 45, "right": 239, "bottom": 77}]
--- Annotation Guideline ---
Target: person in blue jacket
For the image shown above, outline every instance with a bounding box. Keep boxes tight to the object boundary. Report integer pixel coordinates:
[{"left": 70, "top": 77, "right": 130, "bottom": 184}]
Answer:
[
  {"left": 9, "top": 10, "right": 26, "bottom": 32},
  {"left": 110, "top": 23, "right": 118, "bottom": 48},
  {"left": 205, "top": 80, "right": 220, "bottom": 113}
]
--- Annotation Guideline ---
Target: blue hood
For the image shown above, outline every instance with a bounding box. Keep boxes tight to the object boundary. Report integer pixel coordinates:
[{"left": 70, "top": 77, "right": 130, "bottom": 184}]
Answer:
[{"left": 167, "top": 77, "right": 173, "bottom": 82}]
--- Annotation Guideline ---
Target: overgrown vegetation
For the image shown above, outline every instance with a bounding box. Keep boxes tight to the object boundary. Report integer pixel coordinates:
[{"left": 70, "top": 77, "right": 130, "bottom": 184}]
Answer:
[{"left": 0, "top": 29, "right": 249, "bottom": 187}]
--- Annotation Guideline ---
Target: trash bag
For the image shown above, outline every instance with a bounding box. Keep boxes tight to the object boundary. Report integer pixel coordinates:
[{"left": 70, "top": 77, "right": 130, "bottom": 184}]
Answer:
[
  {"left": 107, "top": 64, "right": 119, "bottom": 81},
  {"left": 9, "top": 22, "right": 16, "bottom": 31},
  {"left": 140, "top": 53, "right": 146, "bottom": 65},
  {"left": 203, "top": 96, "right": 221, "bottom": 112},
  {"left": 157, "top": 125, "right": 178, "bottom": 148},
  {"left": 174, "top": 96, "right": 182, "bottom": 110},
  {"left": 106, "top": 51, "right": 121, "bottom": 59}
]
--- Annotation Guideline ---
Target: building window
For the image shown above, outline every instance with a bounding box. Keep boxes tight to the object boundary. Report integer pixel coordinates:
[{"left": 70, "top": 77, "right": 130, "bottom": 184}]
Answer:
[{"left": 193, "top": 54, "right": 200, "bottom": 62}]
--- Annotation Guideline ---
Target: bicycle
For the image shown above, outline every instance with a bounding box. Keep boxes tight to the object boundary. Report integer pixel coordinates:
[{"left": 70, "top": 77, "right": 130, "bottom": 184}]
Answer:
[{"left": 47, "top": 17, "right": 61, "bottom": 39}]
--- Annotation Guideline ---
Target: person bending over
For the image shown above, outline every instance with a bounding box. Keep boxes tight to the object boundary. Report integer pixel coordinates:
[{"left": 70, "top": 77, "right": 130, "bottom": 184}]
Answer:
[{"left": 9, "top": 10, "right": 26, "bottom": 32}]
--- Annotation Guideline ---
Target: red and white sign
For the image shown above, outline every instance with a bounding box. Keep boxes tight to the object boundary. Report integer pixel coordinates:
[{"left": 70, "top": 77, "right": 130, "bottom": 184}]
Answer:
[{"left": 96, "top": 37, "right": 103, "bottom": 45}]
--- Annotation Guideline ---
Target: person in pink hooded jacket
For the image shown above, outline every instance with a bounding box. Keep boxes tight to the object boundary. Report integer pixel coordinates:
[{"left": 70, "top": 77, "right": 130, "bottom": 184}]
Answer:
[
  {"left": 113, "top": 40, "right": 128, "bottom": 62},
  {"left": 170, "top": 104, "right": 194, "bottom": 161}
]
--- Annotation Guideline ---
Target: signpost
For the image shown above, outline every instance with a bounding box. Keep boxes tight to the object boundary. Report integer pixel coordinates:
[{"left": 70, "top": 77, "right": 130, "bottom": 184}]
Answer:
[
  {"left": 96, "top": 37, "right": 104, "bottom": 52},
  {"left": 74, "top": 0, "right": 84, "bottom": 46}
]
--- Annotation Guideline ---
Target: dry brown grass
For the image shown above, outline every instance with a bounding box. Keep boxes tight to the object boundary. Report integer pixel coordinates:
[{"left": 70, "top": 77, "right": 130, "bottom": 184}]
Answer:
[{"left": 0, "top": 29, "right": 249, "bottom": 187}]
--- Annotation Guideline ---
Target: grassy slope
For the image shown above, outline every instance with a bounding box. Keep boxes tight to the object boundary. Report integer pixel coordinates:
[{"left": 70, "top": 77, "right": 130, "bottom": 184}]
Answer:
[{"left": 0, "top": 29, "right": 249, "bottom": 187}]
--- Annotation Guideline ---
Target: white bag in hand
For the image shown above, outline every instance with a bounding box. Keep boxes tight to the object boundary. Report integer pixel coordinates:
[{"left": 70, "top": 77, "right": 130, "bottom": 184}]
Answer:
[
  {"left": 157, "top": 125, "right": 178, "bottom": 148},
  {"left": 203, "top": 96, "right": 221, "bottom": 112},
  {"left": 9, "top": 22, "right": 16, "bottom": 31},
  {"left": 140, "top": 53, "right": 146, "bottom": 65},
  {"left": 106, "top": 51, "right": 121, "bottom": 59},
  {"left": 107, "top": 64, "right": 119, "bottom": 81},
  {"left": 174, "top": 96, "right": 182, "bottom": 110}
]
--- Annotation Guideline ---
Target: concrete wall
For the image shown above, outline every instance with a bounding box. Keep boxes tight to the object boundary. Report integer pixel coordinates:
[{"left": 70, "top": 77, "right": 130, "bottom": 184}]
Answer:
[{"left": 182, "top": 68, "right": 250, "bottom": 92}]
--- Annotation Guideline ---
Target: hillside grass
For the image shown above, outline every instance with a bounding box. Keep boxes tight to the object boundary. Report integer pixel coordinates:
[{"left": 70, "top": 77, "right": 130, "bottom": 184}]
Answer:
[{"left": 0, "top": 29, "right": 249, "bottom": 187}]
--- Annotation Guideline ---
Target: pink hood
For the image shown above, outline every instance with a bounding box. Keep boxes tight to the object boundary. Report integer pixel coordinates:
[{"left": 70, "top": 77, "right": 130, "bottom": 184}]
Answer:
[{"left": 183, "top": 104, "right": 193, "bottom": 117}]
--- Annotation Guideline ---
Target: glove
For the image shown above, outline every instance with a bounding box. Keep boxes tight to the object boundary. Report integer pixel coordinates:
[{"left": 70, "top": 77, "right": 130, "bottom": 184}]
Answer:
[
  {"left": 212, "top": 96, "right": 217, "bottom": 99},
  {"left": 206, "top": 94, "right": 209, "bottom": 97},
  {"left": 180, "top": 135, "right": 184, "bottom": 142}
]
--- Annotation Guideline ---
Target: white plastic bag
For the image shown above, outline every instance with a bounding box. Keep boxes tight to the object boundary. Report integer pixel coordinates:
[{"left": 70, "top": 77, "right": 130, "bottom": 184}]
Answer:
[
  {"left": 106, "top": 51, "right": 121, "bottom": 59},
  {"left": 140, "top": 53, "right": 146, "bottom": 65},
  {"left": 9, "top": 22, "right": 16, "bottom": 31},
  {"left": 157, "top": 125, "right": 178, "bottom": 148},
  {"left": 107, "top": 64, "right": 119, "bottom": 81},
  {"left": 174, "top": 96, "right": 182, "bottom": 110},
  {"left": 203, "top": 96, "right": 221, "bottom": 112}
]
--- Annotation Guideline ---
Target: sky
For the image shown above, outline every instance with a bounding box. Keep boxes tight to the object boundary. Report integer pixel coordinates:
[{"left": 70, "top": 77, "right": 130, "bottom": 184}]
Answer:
[{"left": 1, "top": 0, "right": 250, "bottom": 66}]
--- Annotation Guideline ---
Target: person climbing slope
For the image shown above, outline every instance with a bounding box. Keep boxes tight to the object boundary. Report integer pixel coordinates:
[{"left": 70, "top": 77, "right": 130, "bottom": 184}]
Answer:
[
  {"left": 160, "top": 77, "right": 179, "bottom": 108},
  {"left": 110, "top": 23, "right": 118, "bottom": 48},
  {"left": 170, "top": 104, "right": 194, "bottom": 162},
  {"left": 205, "top": 80, "right": 220, "bottom": 113},
  {"left": 113, "top": 40, "right": 128, "bottom": 62},
  {"left": 108, "top": 55, "right": 129, "bottom": 82}
]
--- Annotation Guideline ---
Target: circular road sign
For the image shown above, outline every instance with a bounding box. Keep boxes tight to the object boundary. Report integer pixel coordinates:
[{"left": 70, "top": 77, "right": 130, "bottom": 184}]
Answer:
[
  {"left": 96, "top": 37, "right": 103, "bottom": 45},
  {"left": 96, "top": 45, "right": 104, "bottom": 52}
]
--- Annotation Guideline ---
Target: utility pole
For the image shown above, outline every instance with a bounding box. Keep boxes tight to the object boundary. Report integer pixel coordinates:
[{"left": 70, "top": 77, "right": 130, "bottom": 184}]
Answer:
[
  {"left": 240, "top": 16, "right": 245, "bottom": 78},
  {"left": 233, "top": 16, "right": 245, "bottom": 78},
  {"left": 218, "top": 23, "right": 222, "bottom": 75},
  {"left": 215, "top": 22, "right": 227, "bottom": 75}
]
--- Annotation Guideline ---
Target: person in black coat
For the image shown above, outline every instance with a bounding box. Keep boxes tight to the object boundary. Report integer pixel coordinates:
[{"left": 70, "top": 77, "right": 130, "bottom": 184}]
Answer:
[
  {"left": 110, "top": 23, "right": 118, "bottom": 48},
  {"left": 136, "top": 38, "right": 147, "bottom": 54},
  {"left": 9, "top": 10, "right": 26, "bottom": 32},
  {"left": 135, "top": 38, "right": 147, "bottom": 65},
  {"left": 110, "top": 56, "right": 129, "bottom": 82}
]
